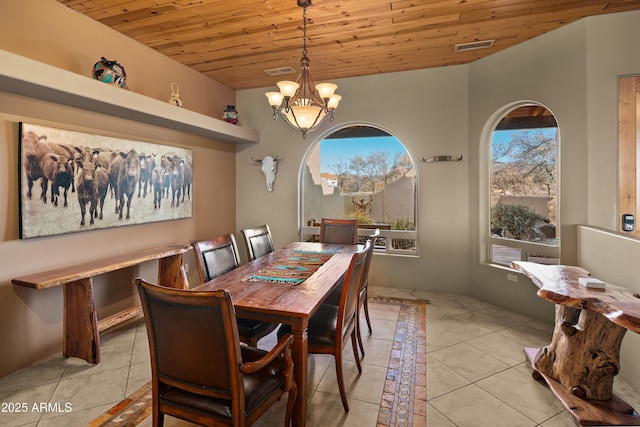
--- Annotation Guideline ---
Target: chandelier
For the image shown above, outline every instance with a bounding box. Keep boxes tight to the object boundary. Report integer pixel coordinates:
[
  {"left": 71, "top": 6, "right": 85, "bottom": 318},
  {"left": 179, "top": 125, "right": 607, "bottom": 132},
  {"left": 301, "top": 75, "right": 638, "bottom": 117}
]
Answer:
[{"left": 265, "top": 0, "right": 341, "bottom": 138}]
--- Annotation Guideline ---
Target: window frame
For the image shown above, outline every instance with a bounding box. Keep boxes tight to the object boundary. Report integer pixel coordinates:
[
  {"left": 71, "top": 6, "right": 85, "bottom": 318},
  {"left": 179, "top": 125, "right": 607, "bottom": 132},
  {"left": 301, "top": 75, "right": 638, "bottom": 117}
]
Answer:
[
  {"left": 480, "top": 102, "right": 561, "bottom": 268},
  {"left": 618, "top": 75, "right": 640, "bottom": 235},
  {"left": 298, "top": 122, "right": 419, "bottom": 256}
]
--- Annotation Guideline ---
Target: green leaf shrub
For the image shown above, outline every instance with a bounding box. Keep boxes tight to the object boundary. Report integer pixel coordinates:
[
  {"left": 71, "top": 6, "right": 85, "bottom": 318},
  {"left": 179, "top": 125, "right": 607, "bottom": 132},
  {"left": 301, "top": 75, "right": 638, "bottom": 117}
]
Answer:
[{"left": 491, "top": 204, "right": 543, "bottom": 240}]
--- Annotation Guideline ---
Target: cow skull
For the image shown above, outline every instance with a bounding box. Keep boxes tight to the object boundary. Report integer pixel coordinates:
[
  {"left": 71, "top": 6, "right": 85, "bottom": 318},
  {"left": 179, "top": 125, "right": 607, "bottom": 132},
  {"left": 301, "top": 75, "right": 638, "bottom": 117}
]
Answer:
[{"left": 253, "top": 155, "right": 279, "bottom": 192}]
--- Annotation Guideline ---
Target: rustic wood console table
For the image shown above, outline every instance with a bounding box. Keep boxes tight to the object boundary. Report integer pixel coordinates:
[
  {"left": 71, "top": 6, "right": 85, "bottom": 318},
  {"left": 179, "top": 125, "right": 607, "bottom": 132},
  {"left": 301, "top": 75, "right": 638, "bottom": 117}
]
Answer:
[
  {"left": 513, "top": 261, "right": 640, "bottom": 426},
  {"left": 12, "top": 244, "right": 189, "bottom": 364}
]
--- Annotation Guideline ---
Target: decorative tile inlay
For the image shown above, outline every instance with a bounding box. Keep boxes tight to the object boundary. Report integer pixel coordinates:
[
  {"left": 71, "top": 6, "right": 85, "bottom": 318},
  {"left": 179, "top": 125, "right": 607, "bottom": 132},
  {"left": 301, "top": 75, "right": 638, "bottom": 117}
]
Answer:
[
  {"left": 88, "top": 383, "right": 152, "bottom": 426},
  {"left": 374, "top": 297, "right": 428, "bottom": 427}
]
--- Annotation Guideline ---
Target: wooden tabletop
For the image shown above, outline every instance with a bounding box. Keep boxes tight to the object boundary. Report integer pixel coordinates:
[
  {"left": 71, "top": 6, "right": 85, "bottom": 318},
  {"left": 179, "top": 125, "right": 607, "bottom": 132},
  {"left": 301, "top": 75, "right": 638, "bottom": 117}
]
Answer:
[
  {"left": 193, "top": 241, "right": 361, "bottom": 321},
  {"left": 11, "top": 244, "right": 190, "bottom": 289},
  {"left": 513, "top": 261, "right": 640, "bottom": 333}
]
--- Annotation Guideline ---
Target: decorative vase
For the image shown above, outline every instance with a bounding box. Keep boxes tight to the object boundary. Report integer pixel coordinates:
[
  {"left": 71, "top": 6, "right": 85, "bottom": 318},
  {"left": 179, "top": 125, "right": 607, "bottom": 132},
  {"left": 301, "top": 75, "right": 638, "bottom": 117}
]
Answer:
[
  {"left": 223, "top": 105, "right": 239, "bottom": 125},
  {"left": 169, "top": 82, "right": 183, "bottom": 107},
  {"left": 92, "top": 57, "right": 127, "bottom": 88}
]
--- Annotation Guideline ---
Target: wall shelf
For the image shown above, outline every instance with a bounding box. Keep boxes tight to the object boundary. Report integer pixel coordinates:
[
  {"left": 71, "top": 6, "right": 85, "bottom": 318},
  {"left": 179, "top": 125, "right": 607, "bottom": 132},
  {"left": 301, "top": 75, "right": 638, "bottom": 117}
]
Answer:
[{"left": 0, "top": 49, "right": 260, "bottom": 145}]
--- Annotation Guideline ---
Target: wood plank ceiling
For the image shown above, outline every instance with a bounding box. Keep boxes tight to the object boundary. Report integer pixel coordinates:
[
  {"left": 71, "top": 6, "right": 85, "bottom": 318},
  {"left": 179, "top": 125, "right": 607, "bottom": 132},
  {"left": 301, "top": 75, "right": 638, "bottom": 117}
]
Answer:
[{"left": 57, "top": 0, "right": 640, "bottom": 90}]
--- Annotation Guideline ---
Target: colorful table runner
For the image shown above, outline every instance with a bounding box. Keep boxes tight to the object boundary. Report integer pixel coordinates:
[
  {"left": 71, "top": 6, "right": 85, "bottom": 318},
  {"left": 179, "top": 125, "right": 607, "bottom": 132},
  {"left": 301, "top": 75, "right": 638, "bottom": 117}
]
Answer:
[{"left": 248, "top": 250, "right": 334, "bottom": 284}]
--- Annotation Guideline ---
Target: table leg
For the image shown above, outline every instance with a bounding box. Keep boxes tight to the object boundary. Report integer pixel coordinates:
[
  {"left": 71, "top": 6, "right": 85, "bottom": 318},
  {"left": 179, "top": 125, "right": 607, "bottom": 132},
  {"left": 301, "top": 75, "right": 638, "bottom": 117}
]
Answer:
[
  {"left": 63, "top": 278, "right": 99, "bottom": 364},
  {"left": 537, "top": 305, "right": 627, "bottom": 400},
  {"left": 158, "top": 253, "right": 188, "bottom": 289},
  {"left": 525, "top": 347, "right": 640, "bottom": 426},
  {"left": 290, "top": 319, "right": 309, "bottom": 427}
]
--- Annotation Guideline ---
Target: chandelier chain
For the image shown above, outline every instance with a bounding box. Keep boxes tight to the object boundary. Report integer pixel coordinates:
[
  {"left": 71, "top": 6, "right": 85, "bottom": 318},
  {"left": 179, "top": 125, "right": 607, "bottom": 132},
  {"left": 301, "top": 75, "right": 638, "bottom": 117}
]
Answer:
[{"left": 302, "top": 6, "right": 308, "bottom": 57}]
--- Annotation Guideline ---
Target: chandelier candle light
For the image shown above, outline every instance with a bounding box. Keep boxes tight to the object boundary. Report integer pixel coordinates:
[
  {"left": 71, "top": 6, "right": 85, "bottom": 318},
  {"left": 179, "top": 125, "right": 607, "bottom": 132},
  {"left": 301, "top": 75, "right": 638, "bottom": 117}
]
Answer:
[{"left": 265, "top": 0, "right": 341, "bottom": 138}]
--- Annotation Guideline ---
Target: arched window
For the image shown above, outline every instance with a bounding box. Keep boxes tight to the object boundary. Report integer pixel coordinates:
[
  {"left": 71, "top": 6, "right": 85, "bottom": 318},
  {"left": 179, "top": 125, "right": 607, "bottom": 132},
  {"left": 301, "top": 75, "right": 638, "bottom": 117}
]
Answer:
[
  {"left": 300, "top": 124, "right": 418, "bottom": 255},
  {"left": 487, "top": 104, "right": 560, "bottom": 266}
]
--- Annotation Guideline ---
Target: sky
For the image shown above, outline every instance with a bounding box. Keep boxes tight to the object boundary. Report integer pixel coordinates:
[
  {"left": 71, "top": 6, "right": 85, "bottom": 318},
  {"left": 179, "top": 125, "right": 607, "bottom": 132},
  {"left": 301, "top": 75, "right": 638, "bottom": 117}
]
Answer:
[
  {"left": 319, "top": 136, "right": 407, "bottom": 172},
  {"left": 491, "top": 128, "right": 557, "bottom": 162}
]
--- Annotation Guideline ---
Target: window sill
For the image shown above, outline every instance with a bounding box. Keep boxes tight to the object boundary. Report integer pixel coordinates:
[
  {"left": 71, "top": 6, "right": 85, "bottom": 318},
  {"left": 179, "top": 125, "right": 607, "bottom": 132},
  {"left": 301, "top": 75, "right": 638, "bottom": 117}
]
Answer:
[{"left": 300, "top": 225, "right": 418, "bottom": 256}]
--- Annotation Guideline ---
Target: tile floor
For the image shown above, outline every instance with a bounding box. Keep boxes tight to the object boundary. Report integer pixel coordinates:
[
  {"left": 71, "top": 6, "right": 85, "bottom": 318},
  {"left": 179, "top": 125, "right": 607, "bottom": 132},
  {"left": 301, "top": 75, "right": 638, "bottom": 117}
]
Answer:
[{"left": 0, "top": 287, "right": 638, "bottom": 427}]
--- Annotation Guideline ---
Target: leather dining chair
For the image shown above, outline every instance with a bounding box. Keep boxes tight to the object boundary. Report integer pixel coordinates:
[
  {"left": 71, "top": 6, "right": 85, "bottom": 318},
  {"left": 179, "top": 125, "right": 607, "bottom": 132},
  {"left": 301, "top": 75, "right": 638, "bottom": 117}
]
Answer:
[
  {"left": 355, "top": 228, "right": 379, "bottom": 356},
  {"left": 192, "top": 234, "right": 279, "bottom": 347},
  {"left": 278, "top": 240, "right": 370, "bottom": 412},
  {"left": 135, "top": 279, "right": 297, "bottom": 427},
  {"left": 240, "top": 224, "right": 275, "bottom": 261},
  {"left": 324, "top": 228, "right": 379, "bottom": 357},
  {"left": 318, "top": 218, "right": 358, "bottom": 245}
]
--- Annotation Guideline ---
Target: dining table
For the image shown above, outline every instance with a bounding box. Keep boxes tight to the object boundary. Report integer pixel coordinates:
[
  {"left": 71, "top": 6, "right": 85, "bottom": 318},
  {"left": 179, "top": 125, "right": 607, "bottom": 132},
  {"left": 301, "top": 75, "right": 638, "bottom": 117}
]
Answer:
[{"left": 192, "top": 241, "right": 362, "bottom": 427}]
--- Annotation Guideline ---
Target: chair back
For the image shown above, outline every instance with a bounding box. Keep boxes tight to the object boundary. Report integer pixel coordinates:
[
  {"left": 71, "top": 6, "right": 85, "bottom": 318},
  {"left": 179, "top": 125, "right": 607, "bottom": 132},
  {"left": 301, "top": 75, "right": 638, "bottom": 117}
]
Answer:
[
  {"left": 241, "top": 224, "right": 274, "bottom": 261},
  {"left": 191, "top": 234, "right": 241, "bottom": 284},
  {"left": 135, "top": 279, "right": 243, "bottom": 404},
  {"left": 361, "top": 229, "right": 379, "bottom": 287},
  {"left": 337, "top": 240, "right": 370, "bottom": 339},
  {"left": 319, "top": 218, "right": 358, "bottom": 245}
]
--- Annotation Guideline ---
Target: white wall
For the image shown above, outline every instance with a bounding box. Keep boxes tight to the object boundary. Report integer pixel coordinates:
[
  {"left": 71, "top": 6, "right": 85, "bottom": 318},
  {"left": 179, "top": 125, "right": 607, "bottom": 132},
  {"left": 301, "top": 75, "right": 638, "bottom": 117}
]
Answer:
[
  {"left": 468, "top": 11, "right": 640, "bottom": 387},
  {"left": 577, "top": 226, "right": 640, "bottom": 392},
  {"left": 236, "top": 66, "right": 471, "bottom": 293},
  {"left": 467, "top": 10, "right": 640, "bottom": 315},
  {"left": 468, "top": 16, "right": 589, "bottom": 321},
  {"left": 585, "top": 12, "right": 640, "bottom": 228}
]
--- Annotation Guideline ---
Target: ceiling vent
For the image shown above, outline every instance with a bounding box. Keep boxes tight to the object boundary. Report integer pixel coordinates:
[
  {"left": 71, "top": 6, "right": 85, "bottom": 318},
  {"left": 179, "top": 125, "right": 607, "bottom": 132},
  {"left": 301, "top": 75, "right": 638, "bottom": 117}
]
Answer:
[
  {"left": 265, "top": 67, "right": 296, "bottom": 76},
  {"left": 454, "top": 39, "right": 495, "bottom": 52}
]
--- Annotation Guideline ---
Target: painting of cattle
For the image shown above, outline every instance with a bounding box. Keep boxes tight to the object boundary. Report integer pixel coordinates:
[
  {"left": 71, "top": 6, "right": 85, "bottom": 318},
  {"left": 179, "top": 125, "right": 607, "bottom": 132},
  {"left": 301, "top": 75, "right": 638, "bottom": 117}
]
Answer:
[
  {"left": 19, "top": 122, "right": 193, "bottom": 239},
  {"left": 77, "top": 162, "right": 109, "bottom": 227}
]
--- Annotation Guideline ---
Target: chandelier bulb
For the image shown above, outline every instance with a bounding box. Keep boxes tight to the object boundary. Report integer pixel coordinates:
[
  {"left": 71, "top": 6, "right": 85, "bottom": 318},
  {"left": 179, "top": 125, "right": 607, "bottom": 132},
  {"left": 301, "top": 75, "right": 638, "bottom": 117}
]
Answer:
[
  {"left": 277, "top": 81, "right": 299, "bottom": 98},
  {"left": 327, "top": 94, "right": 341, "bottom": 110},
  {"left": 315, "top": 82, "right": 337, "bottom": 100}
]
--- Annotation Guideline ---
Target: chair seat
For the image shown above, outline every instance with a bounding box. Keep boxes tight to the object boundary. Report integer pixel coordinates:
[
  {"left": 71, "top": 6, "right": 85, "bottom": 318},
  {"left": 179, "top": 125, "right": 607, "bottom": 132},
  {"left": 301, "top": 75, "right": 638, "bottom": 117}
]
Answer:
[
  {"left": 279, "top": 304, "right": 339, "bottom": 347},
  {"left": 236, "top": 317, "right": 277, "bottom": 338},
  {"left": 159, "top": 346, "right": 286, "bottom": 421}
]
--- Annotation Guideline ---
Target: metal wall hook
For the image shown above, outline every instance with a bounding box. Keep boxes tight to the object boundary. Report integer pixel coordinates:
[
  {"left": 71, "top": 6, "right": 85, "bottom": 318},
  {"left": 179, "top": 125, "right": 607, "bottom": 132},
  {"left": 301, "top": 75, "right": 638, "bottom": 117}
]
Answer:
[{"left": 421, "top": 154, "right": 463, "bottom": 163}]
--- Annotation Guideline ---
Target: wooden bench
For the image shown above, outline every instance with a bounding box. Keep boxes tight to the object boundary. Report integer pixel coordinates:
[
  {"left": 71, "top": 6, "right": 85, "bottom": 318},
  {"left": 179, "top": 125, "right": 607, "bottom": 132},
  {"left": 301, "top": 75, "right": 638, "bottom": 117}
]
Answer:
[
  {"left": 12, "top": 244, "right": 190, "bottom": 364},
  {"left": 513, "top": 261, "right": 640, "bottom": 426}
]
